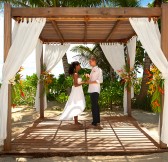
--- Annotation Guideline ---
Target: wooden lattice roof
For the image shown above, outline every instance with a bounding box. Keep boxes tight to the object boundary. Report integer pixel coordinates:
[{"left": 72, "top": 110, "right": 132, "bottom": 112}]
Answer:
[{"left": 11, "top": 7, "right": 161, "bottom": 43}]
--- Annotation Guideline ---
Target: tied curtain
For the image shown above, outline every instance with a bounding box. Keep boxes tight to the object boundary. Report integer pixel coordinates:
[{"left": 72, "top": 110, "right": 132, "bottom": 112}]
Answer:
[
  {"left": 0, "top": 18, "right": 46, "bottom": 145},
  {"left": 35, "top": 40, "right": 45, "bottom": 111},
  {"left": 35, "top": 44, "right": 70, "bottom": 111},
  {"left": 123, "top": 37, "right": 137, "bottom": 114},
  {"left": 129, "top": 18, "right": 168, "bottom": 144},
  {"left": 100, "top": 39, "right": 136, "bottom": 115}
]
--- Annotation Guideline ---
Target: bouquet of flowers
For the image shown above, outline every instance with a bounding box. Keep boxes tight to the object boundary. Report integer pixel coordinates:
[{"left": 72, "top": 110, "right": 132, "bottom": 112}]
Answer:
[
  {"left": 117, "top": 63, "right": 136, "bottom": 91},
  {"left": 81, "top": 74, "right": 90, "bottom": 82},
  {"left": 146, "top": 65, "right": 164, "bottom": 113}
]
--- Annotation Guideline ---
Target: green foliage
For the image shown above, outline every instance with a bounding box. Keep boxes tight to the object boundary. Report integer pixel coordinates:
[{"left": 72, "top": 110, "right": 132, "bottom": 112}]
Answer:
[
  {"left": 135, "top": 41, "right": 146, "bottom": 69},
  {"left": 99, "top": 80, "right": 124, "bottom": 109},
  {"left": 109, "top": 0, "right": 140, "bottom": 7},
  {"left": 1, "top": 0, "right": 102, "bottom": 7},
  {"left": 134, "top": 78, "right": 142, "bottom": 95},
  {"left": 47, "top": 74, "right": 73, "bottom": 101},
  {"left": 133, "top": 95, "right": 153, "bottom": 112},
  {"left": 12, "top": 74, "right": 38, "bottom": 106}
]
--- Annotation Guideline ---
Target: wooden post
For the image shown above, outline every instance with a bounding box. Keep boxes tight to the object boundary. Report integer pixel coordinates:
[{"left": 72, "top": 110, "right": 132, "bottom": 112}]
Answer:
[
  {"left": 127, "top": 88, "right": 131, "bottom": 117},
  {"left": 39, "top": 47, "right": 44, "bottom": 119},
  {"left": 160, "top": 3, "right": 168, "bottom": 148},
  {"left": 126, "top": 47, "right": 131, "bottom": 117},
  {"left": 4, "top": 3, "right": 12, "bottom": 151}
]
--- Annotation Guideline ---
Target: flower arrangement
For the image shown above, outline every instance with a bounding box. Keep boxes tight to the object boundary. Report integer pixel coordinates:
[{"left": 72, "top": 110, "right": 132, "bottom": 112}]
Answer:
[
  {"left": 82, "top": 74, "right": 90, "bottom": 82},
  {"left": 146, "top": 65, "right": 164, "bottom": 113},
  {"left": 117, "top": 63, "right": 136, "bottom": 91},
  {"left": 40, "top": 64, "right": 54, "bottom": 95},
  {"left": 9, "top": 66, "right": 24, "bottom": 108}
]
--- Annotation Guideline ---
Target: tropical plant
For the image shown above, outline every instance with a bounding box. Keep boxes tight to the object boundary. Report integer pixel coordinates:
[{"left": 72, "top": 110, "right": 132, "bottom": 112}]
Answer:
[
  {"left": 40, "top": 64, "right": 54, "bottom": 95},
  {"left": 12, "top": 74, "right": 38, "bottom": 106},
  {"left": 0, "top": 0, "right": 102, "bottom": 7},
  {"left": 117, "top": 63, "right": 137, "bottom": 91},
  {"left": 108, "top": 0, "right": 140, "bottom": 7},
  {"left": 99, "top": 80, "right": 124, "bottom": 110},
  {"left": 146, "top": 65, "right": 164, "bottom": 113}
]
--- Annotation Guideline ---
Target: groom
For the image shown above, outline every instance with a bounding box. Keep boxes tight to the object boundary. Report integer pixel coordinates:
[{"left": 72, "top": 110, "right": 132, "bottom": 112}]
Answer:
[{"left": 86, "top": 56, "right": 103, "bottom": 126}]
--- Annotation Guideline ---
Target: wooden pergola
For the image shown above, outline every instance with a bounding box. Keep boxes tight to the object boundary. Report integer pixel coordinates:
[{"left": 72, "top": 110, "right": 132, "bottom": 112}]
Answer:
[{"left": 3, "top": 3, "right": 168, "bottom": 152}]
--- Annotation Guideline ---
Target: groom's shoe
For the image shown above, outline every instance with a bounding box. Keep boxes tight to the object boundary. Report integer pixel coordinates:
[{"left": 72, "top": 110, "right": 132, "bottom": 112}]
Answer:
[
  {"left": 86, "top": 124, "right": 97, "bottom": 129},
  {"left": 92, "top": 122, "right": 97, "bottom": 126}
]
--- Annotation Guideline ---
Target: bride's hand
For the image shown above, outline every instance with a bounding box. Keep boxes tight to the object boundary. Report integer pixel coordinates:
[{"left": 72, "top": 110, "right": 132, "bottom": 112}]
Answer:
[
  {"left": 85, "top": 80, "right": 90, "bottom": 84},
  {"left": 85, "top": 74, "right": 90, "bottom": 78},
  {"left": 81, "top": 81, "right": 86, "bottom": 84}
]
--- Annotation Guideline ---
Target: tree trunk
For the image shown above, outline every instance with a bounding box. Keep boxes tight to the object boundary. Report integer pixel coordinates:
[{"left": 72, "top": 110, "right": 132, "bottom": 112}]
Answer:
[
  {"left": 110, "top": 66, "right": 115, "bottom": 81},
  {"left": 62, "top": 53, "right": 71, "bottom": 95},
  {"left": 137, "top": 53, "right": 151, "bottom": 101},
  {"left": 62, "top": 53, "right": 69, "bottom": 77}
]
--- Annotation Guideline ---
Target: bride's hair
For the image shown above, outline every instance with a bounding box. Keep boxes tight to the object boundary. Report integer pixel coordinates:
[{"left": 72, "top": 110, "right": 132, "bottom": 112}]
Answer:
[{"left": 69, "top": 61, "right": 80, "bottom": 75}]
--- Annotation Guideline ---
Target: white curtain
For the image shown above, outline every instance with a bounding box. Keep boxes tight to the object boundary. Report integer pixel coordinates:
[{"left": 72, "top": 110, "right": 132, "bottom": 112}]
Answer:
[
  {"left": 0, "top": 18, "right": 46, "bottom": 145},
  {"left": 129, "top": 18, "right": 168, "bottom": 144},
  {"left": 44, "top": 44, "right": 70, "bottom": 72},
  {"left": 100, "top": 43, "right": 125, "bottom": 75},
  {"left": 35, "top": 44, "right": 70, "bottom": 111},
  {"left": 100, "top": 43, "right": 128, "bottom": 114},
  {"left": 123, "top": 36, "right": 137, "bottom": 114},
  {"left": 127, "top": 37, "right": 137, "bottom": 70}
]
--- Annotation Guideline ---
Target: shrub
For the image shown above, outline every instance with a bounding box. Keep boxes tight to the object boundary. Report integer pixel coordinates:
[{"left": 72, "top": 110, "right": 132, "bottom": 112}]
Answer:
[{"left": 12, "top": 74, "right": 38, "bottom": 106}]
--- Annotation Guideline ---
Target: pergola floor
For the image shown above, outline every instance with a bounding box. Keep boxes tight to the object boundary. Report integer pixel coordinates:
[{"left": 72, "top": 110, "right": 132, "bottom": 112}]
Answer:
[{"left": 5, "top": 116, "right": 166, "bottom": 156}]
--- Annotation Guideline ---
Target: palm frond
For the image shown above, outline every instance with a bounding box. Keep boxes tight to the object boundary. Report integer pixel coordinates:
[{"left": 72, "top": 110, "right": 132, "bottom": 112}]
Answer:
[{"left": 109, "top": 0, "right": 140, "bottom": 7}]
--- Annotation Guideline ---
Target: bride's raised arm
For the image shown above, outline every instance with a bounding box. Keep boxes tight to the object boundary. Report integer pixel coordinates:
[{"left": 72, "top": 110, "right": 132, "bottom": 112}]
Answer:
[{"left": 73, "top": 73, "right": 85, "bottom": 87}]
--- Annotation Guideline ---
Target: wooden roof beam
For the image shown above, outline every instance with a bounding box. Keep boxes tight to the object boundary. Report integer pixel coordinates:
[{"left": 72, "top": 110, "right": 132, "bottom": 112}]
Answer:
[
  {"left": 11, "top": 7, "right": 161, "bottom": 18},
  {"left": 106, "top": 20, "right": 120, "bottom": 42},
  {"left": 51, "top": 21, "right": 64, "bottom": 43},
  {"left": 41, "top": 38, "right": 129, "bottom": 44}
]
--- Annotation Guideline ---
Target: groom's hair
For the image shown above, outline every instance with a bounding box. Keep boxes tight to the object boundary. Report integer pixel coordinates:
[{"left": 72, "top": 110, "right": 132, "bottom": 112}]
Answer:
[{"left": 90, "top": 56, "right": 97, "bottom": 62}]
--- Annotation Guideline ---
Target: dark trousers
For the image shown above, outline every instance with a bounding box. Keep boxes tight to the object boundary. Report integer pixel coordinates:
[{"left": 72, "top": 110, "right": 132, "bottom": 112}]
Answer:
[{"left": 90, "top": 92, "right": 100, "bottom": 124}]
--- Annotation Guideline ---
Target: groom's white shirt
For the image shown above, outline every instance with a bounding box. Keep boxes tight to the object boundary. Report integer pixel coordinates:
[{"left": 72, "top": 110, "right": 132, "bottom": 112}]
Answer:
[{"left": 88, "top": 66, "right": 103, "bottom": 94}]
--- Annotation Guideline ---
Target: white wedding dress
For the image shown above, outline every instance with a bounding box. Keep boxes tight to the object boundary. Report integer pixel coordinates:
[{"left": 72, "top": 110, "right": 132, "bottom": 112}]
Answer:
[{"left": 59, "top": 78, "right": 85, "bottom": 120}]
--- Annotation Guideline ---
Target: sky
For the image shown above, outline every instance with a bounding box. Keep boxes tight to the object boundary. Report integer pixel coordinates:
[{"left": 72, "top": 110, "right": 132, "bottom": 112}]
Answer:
[{"left": 0, "top": 0, "right": 152, "bottom": 81}]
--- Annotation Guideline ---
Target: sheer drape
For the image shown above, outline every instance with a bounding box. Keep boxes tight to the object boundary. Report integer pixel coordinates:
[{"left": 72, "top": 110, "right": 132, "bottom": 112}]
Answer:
[
  {"left": 100, "top": 43, "right": 125, "bottom": 74},
  {"left": 129, "top": 18, "right": 168, "bottom": 144},
  {"left": 100, "top": 43, "right": 127, "bottom": 113},
  {"left": 100, "top": 40, "right": 136, "bottom": 115},
  {"left": 44, "top": 44, "right": 70, "bottom": 72},
  {"left": 123, "top": 37, "right": 137, "bottom": 114},
  {"left": 0, "top": 18, "right": 46, "bottom": 145},
  {"left": 35, "top": 44, "right": 70, "bottom": 111}
]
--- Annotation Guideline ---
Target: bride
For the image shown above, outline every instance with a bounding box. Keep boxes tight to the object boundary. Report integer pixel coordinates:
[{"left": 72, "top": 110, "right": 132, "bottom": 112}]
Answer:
[{"left": 59, "top": 61, "right": 85, "bottom": 124}]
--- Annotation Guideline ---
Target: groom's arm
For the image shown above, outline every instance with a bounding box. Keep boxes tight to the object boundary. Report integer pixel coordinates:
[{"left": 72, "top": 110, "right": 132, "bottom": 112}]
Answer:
[
  {"left": 86, "top": 68, "right": 103, "bottom": 84},
  {"left": 96, "top": 68, "right": 103, "bottom": 84}
]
